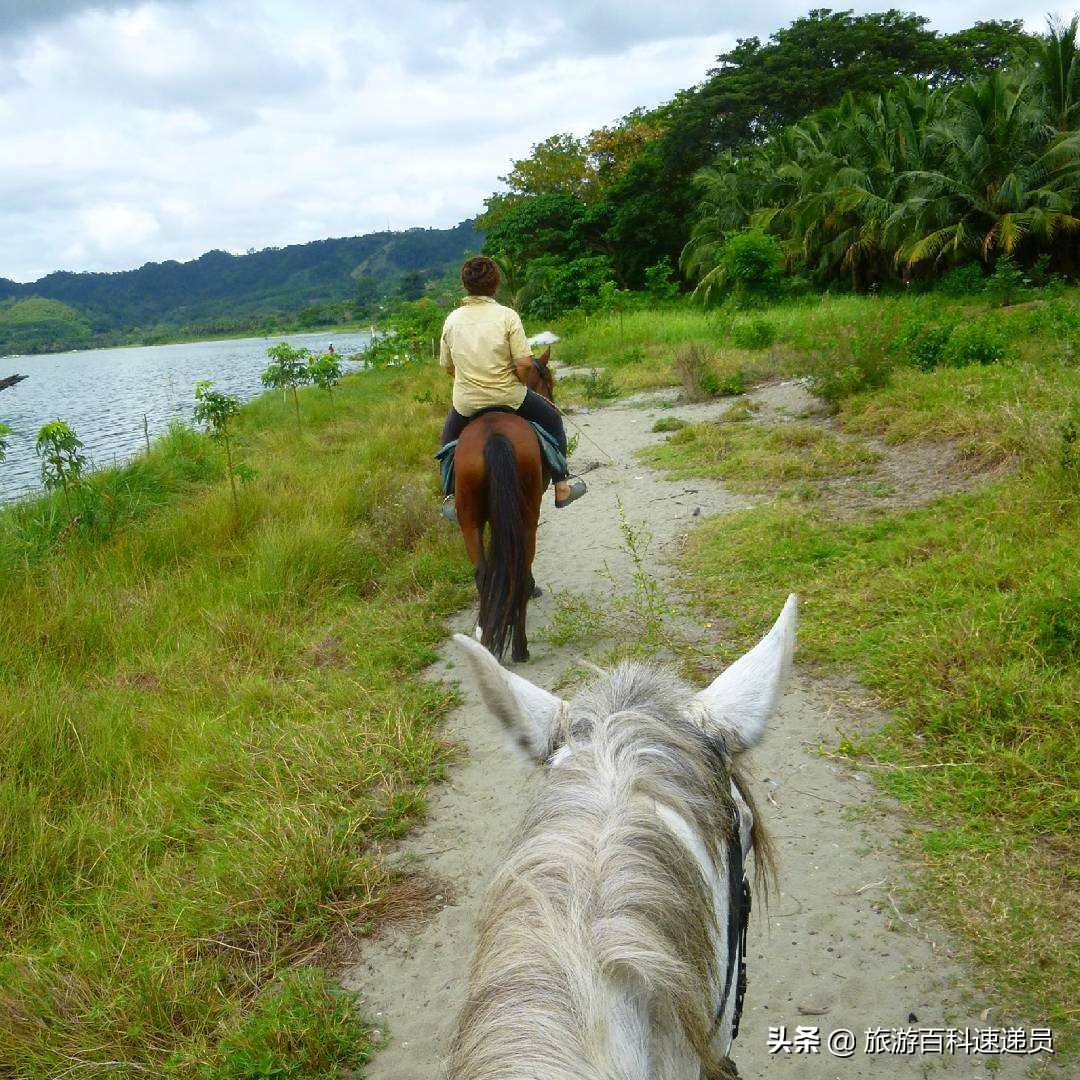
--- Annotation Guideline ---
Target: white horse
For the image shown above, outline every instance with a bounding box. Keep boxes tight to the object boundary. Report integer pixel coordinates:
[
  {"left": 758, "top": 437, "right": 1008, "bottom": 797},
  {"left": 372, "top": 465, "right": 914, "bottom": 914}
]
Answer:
[{"left": 446, "top": 595, "right": 797, "bottom": 1080}]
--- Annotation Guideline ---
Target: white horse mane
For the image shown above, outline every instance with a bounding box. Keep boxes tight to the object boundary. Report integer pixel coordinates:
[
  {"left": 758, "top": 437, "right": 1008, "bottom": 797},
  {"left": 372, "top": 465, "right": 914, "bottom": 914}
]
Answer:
[{"left": 447, "top": 596, "right": 796, "bottom": 1080}]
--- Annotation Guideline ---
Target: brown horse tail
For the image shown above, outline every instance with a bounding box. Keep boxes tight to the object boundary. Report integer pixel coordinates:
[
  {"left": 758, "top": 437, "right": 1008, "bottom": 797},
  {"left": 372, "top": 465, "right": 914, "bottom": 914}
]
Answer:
[{"left": 478, "top": 433, "right": 529, "bottom": 660}]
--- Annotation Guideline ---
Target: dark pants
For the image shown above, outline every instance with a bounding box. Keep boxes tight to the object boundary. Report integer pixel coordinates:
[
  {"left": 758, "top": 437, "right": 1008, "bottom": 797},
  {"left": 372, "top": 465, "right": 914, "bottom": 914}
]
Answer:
[{"left": 440, "top": 390, "right": 569, "bottom": 480}]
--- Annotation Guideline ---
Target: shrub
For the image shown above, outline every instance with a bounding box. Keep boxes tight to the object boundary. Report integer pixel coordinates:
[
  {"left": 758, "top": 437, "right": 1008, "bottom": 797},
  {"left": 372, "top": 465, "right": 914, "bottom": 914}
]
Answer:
[
  {"left": 261, "top": 343, "right": 312, "bottom": 427},
  {"left": 731, "top": 317, "right": 776, "bottom": 349},
  {"left": 942, "top": 323, "right": 1008, "bottom": 367},
  {"left": 718, "top": 228, "right": 784, "bottom": 303},
  {"left": 985, "top": 256, "right": 1027, "bottom": 308},
  {"left": 193, "top": 381, "right": 245, "bottom": 517},
  {"left": 525, "top": 255, "right": 614, "bottom": 319},
  {"left": 308, "top": 351, "right": 344, "bottom": 398},
  {"left": 937, "top": 263, "right": 985, "bottom": 297},
  {"left": 715, "top": 369, "right": 747, "bottom": 396},
  {"left": 0, "top": 421, "right": 10, "bottom": 461},
  {"left": 652, "top": 416, "right": 688, "bottom": 433},
  {"left": 583, "top": 368, "right": 619, "bottom": 403},
  {"left": 809, "top": 326, "right": 892, "bottom": 407},
  {"left": 643, "top": 258, "right": 681, "bottom": 301},
  {"left": 675, "top": 344, "right": 716, "bottom": 401},
  {"left": 35, "top": 419, "right": 87, "bottom": 512},
  {"left": 900, "top": 321, "right": 954, "bottom": 371},
  {"left": 693, "top": 228, "right": 784, "bottom": 307},
  {"left": 607, "top": 346, "right": 645, "bottom": 368}
]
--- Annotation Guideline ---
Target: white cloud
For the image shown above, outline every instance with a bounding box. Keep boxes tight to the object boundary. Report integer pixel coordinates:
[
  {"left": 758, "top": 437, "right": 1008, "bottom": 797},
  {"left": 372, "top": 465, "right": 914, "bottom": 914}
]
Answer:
[{"left": 0, "top": 0, "right": 1070, "bottom": 282}]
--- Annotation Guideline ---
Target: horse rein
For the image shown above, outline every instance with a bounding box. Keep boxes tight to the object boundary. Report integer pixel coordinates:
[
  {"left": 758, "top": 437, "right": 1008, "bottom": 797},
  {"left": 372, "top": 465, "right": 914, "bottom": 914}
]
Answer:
[{"left": 713, "top": 807, "right": 752, "bottom": 1048}]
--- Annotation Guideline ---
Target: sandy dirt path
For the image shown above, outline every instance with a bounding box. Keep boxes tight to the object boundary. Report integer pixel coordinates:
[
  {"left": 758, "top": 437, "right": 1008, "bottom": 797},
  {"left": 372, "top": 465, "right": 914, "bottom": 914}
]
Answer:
[{"left": 343, "top": 386, "right": 1028, "bottom": 1079}]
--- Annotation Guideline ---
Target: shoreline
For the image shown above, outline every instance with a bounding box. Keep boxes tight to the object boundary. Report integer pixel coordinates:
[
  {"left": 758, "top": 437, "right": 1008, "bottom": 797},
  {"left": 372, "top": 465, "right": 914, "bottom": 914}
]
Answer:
[{"left": 0, "top": 318, "right": 379, "bottom": 362}]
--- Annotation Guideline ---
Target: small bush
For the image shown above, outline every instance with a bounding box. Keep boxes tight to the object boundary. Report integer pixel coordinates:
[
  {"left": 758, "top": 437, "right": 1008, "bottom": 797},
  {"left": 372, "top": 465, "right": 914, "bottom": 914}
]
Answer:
[
  {"left": 985, "top": 256, "right": 1027, "bottom": 308},
  {"left": 652, "top": 416, "right": 688, "bottom": 433},
  {"left": 583, "top": 368, "right": 619, "bottom": 403},
  {"left": 715, "top": 369, "right": 747, "bottom": 396},
  {"left": 942, "top": 323, "right": 1008, "bottom": 367},
  {"left": 731, "top": 317, "right": 777, "bottom": 350},
  {"left": 607, "top": 346, "right": 646, "bottom": 368},
  {"left": 809, "top": 326, "right": 893, "bottom": 407},
  {"left": 937, "top": 263, "right": 985, "bottom": 297},
  {"left": 900, "top": 321, "right": 954, "bottom": 371},
  {"left": 643, "top": 258, "right": 680, "bottom": 301},
  {"left": 675, "top": 344, "right": 718, "bottom": 401}
]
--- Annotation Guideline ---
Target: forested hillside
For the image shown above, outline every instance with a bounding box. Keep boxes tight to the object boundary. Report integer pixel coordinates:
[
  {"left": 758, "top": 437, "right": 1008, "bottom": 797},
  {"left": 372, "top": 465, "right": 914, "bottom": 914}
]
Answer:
[
  {"left": 478, "top": 10, "right": 1078, "bottom": 312},
  {"left": 0, "top": 221, "right": 480, "bottom": 355}
]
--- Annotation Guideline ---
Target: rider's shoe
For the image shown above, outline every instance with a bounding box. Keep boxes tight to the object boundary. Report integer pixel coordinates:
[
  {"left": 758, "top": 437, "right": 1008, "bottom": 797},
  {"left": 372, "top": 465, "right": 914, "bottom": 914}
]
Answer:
[
  {"left": 440, "top": 498, "right": 458, "bottom": 523},
  {"left": 554, "top": 479, "right": 587, "bottom": 509}
]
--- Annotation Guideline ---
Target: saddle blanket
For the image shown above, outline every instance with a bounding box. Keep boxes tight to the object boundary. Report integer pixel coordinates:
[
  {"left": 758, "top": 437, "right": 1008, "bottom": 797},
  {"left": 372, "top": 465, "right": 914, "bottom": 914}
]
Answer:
[{"left": 435, "top": 422, "right": 567, "bottom": 497}]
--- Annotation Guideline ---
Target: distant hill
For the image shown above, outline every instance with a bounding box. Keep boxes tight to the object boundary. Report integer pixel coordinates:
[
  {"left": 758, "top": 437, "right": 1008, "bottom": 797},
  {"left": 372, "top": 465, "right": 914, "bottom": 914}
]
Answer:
[
  {"left": 0, "top": 297, "right": 92, "bottom": 356},
  {"left": 0, "top": 221, "right": 481, "bottom": 353}
]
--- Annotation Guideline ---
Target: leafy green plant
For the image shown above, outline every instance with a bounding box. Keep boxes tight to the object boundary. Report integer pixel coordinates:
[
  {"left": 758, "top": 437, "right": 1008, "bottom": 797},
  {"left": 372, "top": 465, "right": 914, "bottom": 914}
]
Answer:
[
  {"left": 731, "top": 317, "right": 776, "bottom": 349},
  {"left": 193, "top": 381, "right": 245, "bottom": 516},
  {"left": 643, "top": 258, "right": 680, "bottom": 301},
  {"left": 985, "top": 256, "right": 1027, "bottom": 307},
  {"left": 716, "top": 369, "right": 747, "bottom": 396},
  {"left": 307, "top": 350, "right": 343, "bottom": 402},
  {"left": 583, "top": 368, "right": 619, "bottom": 403},
  {"left": 607, "top": 346, "right": 645, "bottom": 368},
  {"left": 941, "top": 323, "right": 1008, "bottom": 366},
  {"left": 937, "top": 264, "right": 985, "bottom": 296},
  {"left": 0, "top": 421, "right": 10, "bottom": 461},
  {"left": 35, "top": 419, "right": 87, "bottom": 512},
  {"left": 261, "top": 342, "right": 312, "bottom": 428},
  {"left": 900, "top": 321, "right": 954, "bottom": 371},
  {"left": 566, "top": 433, "right": 580, "bottom": 457},
  {"left": 686, "top": 227, "right": 784, "bottom": 306},
  {"left": 809, "top": 327, "right": 892, "bottom": 406},
  {"left": 652, "top": 416, "right": 688, "bottom": 433}
]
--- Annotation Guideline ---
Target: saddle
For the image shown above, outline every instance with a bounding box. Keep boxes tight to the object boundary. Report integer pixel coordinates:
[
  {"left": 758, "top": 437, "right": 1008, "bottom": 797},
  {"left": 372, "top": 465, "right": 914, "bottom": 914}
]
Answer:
[{"left": 435, "top": 408, "right": 567, "bottom": 497}]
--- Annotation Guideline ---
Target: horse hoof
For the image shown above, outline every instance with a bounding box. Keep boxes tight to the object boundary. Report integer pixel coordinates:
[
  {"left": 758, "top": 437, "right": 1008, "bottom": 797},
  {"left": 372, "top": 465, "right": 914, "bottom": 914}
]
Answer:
[
  {"left": 530, "top": 583, "right": 543, "bottom": 599},
  {"left": 512, "top": 651, "right": 530, "bottom": 663}
]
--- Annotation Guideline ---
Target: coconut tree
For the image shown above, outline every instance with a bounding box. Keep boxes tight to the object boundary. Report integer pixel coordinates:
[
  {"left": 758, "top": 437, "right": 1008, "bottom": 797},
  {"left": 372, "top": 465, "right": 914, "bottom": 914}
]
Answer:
[
  {"left": 894, "top": 70, "right": 1080, "bottom": 269},
  {"left": 1030, "top": 15, "right": 1080, "bottom": 135}
]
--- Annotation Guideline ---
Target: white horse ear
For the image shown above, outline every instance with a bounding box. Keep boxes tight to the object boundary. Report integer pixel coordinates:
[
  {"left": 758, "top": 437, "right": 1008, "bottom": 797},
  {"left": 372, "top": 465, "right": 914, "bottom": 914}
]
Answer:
[
  {"left": 452, "top": 634, "right": 565, "bottom": 761},
  {"left": 694, "top": 594, "right": 797, "bottom": 750}
]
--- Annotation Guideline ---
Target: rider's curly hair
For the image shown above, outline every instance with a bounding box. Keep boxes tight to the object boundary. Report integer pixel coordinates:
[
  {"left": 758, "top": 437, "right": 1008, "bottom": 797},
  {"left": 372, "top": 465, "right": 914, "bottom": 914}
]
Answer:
[{"left": 461, "top": 256, "right": 500, "bottom": 296}]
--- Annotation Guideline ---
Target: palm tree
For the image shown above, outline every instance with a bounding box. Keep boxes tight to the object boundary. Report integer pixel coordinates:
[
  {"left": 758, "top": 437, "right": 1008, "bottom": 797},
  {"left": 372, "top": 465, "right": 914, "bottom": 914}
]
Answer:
[
  {"left": 1031, "top": 15, "right": 1080, "bottom": 135},
  {"left": 894, "top": 70, "right": 1080, "bottom": 269}
]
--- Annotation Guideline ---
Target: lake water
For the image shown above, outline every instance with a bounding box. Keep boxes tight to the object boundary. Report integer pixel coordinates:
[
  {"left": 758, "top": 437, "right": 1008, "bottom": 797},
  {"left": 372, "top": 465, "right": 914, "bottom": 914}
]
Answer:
[{"left": 0, "top": 330, "right": 372, "bottom": 501}]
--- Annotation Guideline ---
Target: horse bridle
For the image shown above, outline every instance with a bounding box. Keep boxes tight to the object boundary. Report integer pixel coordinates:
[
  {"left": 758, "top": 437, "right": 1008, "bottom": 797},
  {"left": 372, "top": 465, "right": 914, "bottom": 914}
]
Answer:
[
  {"left": 530, "top": 357, "right": 554, "bottom": 400},
  {"left": 713, "top": 806, "right": 752, "bottom": 1051}
]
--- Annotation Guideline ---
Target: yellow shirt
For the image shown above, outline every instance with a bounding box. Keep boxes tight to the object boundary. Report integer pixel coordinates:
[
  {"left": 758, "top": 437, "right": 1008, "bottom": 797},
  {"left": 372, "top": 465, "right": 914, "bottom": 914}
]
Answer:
[{"left": 439, "top": 295, "right": 530, "bottom": 416}]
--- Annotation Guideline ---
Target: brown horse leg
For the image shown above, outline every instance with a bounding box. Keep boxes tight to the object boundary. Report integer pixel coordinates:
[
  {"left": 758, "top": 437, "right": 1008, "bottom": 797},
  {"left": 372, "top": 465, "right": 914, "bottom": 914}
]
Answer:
[{"left": 512, "top": 514, "right": 539, "bottom": 663}]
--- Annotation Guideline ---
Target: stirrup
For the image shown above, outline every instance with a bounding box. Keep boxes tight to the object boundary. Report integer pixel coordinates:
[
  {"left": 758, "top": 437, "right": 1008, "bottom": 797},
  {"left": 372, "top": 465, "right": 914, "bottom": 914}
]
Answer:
[{"left": 554, "top": 479, "right": 587, "bottom": 509}]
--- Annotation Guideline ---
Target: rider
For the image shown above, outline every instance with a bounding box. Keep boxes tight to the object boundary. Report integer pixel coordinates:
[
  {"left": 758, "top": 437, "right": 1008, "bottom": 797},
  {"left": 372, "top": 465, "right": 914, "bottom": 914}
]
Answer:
[{"left": 439, "top": 256, "right": 586, "bottom": 517}]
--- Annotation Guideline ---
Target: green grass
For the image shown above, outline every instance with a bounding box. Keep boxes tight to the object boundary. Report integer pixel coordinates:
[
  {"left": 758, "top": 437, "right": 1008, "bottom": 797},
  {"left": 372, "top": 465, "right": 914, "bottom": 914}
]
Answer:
[
  {"left": 641, "top": 420, "right": 878, "bottom": 489},
  {"left": 0, "top": 364, "right": 472, "bottom": 1075},
  {"left": 552, "top": 286, "right": 1079, "bottom": 1048},
  {"left": 681, "top": 474, "right": 1078, "bottom": 1040}
]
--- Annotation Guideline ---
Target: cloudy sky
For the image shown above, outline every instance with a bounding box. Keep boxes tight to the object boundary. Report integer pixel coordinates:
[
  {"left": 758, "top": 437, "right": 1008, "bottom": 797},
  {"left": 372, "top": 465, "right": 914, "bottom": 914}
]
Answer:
[{"left": 0, "top": 1, "right": 1067, "bottom": 282}]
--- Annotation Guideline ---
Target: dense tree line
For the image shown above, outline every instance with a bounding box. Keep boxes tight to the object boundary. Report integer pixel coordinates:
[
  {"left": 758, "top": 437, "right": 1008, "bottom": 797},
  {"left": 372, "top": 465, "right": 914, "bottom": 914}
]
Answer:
[
  {"left": 479, "top": 9, "right": 1069, "bottom": 313},
  {"left": 0, "top": 222, "right": 480, "bottom": 354},
  {"left": 684, "top": 19, "right": 1080, "bottom": 295}
]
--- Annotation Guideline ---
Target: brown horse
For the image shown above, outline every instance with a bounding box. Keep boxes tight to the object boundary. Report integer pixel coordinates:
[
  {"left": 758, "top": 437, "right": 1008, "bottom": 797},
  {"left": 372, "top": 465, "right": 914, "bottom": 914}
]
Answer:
[{"left": 453, "top": 347, "right": 554, "bottom": 663}]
